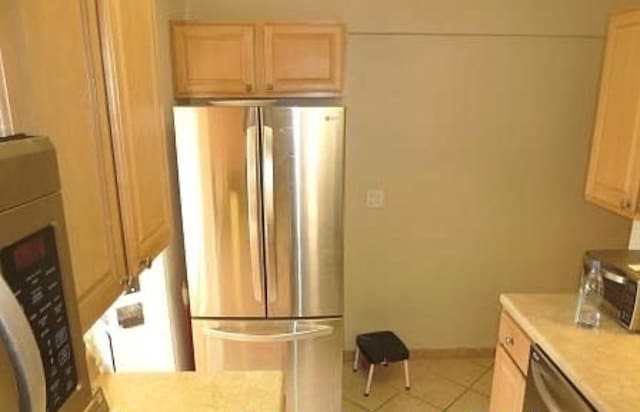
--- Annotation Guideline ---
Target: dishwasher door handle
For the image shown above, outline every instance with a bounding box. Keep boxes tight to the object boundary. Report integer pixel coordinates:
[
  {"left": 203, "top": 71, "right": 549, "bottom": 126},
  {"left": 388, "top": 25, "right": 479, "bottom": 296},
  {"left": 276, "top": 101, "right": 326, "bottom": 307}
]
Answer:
[
  {"left": 531, "top": 351, "right": 563, "bottom": 412},
  {"left": 527, "top": 346, "right": 596, "bottom": 412}
]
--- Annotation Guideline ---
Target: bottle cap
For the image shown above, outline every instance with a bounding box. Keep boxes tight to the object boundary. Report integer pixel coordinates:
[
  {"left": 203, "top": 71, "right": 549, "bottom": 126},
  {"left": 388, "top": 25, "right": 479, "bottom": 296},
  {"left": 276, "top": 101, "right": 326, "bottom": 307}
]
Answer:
[{"left": 592, "top": 260, "right": 601, "bottom": 271}]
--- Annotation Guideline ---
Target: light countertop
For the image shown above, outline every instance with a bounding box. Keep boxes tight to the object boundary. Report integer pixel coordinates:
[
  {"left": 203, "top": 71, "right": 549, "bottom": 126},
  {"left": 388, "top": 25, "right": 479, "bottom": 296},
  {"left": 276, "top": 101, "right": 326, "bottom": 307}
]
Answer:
[
  {"left": 501, "top": 293, "right": 640, "bottom": 412},
  {"left": 95, "top": 371, "right": 284, "bottom": 412}
]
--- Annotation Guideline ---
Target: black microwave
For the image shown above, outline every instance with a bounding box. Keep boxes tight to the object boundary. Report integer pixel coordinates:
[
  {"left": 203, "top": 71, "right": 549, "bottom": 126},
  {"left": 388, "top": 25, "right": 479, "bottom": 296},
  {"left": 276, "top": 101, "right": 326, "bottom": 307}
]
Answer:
[{"left": 584, "top": 250, "right": 640, "bottom": 331}]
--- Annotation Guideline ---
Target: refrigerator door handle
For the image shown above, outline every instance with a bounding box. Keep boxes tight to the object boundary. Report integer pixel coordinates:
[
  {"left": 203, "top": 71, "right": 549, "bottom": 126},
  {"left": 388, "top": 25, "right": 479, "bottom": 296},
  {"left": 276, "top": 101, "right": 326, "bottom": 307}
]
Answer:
[
  {"left": 261, "top": 118, "right": 278, "bottom": 303},
  {"left": 204, "top": 324, "right": 333, "bottom": 343},
  {"left": 0, "top": 275, "right": 46, "bottom": 412},
  {"left": 246, "top": 113, "right": 265, "bottom": 303}
]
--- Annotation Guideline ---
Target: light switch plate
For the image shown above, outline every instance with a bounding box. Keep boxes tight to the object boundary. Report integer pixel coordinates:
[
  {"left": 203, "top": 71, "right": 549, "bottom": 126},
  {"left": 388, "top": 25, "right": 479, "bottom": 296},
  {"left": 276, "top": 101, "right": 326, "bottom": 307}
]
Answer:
[{"left": 366, "top": 189, "right": 385, "bottom": 208}]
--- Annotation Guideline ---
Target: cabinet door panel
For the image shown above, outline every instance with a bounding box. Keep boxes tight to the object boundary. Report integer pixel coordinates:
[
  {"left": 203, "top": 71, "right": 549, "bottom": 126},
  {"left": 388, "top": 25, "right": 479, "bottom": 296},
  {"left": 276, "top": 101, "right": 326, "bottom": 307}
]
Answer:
[
  {"left": 490, "top": 345, "right": 526, "bottom": 412},
  {"left": 261, "top": 23, "right": 344, "bottom": 94},
  {"left": 586, "top": 11, "right": 640, "bottom": 218},
  {"left": 99, "top": 0, "right": 172, "bottom": 276},
  {"left": 2, "top": 0, "right": 126, "bottom": 330},
  {"left": 172, "top": 23, "right": 255, "bottom": 97}
]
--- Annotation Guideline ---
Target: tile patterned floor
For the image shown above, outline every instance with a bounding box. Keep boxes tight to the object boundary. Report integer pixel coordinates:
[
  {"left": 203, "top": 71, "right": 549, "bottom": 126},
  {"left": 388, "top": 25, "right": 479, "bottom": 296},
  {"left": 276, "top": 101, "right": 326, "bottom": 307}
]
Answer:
[{"left": 343, "top": 357, "right": 494, "bottom": 412}]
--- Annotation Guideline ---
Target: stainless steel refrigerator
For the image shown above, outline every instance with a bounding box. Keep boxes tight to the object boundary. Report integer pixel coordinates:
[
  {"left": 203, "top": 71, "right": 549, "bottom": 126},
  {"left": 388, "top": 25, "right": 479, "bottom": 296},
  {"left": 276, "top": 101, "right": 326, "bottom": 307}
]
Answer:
[{"left": 174, "top": 103, "right": 344, "bottom": 412}]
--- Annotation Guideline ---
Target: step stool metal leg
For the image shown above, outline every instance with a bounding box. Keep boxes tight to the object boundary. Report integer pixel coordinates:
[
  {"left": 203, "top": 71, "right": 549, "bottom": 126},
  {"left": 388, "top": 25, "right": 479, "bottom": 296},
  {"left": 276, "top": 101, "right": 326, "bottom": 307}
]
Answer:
[
  {"left": 353, "top": 347, "right": 360, "bottom": 372},
  {"left": 403, "top": 359, "right": 410, "bottom": 390},
  {"left": 364, "top": 364, "right": 375, "bottom": 397}
]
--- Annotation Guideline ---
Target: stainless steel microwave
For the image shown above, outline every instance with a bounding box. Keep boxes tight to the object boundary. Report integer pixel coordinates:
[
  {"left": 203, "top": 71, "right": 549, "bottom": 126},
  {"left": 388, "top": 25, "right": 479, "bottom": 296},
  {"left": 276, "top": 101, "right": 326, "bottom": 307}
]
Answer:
[
  {"left": 0, "top": 136, "right": 90, "bottom": 411},
  {"left": 584, "top": 249, "right": 640, "bottom": 331}
]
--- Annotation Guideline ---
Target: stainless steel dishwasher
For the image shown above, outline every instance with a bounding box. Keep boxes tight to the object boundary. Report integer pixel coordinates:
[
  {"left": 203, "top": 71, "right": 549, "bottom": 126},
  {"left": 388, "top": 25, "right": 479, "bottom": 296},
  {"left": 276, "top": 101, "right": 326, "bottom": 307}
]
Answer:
[{"left": 523, "top": 345, "right": 596, "bottom": 412}]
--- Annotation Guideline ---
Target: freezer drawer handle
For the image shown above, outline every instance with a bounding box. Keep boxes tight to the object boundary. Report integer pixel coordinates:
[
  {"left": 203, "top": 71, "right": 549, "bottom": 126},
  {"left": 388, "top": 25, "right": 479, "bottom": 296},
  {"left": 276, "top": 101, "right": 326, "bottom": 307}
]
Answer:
[{"left": 204, "top": 324, "right": 333, "bottom": 343}]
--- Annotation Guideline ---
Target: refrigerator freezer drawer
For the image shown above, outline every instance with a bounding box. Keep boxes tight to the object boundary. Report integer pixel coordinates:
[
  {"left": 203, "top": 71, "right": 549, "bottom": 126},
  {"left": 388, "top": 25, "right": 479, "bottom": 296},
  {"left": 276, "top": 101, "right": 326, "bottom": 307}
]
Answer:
[{"left": 192, "top": 317, "right": 343, "bottom": 412}]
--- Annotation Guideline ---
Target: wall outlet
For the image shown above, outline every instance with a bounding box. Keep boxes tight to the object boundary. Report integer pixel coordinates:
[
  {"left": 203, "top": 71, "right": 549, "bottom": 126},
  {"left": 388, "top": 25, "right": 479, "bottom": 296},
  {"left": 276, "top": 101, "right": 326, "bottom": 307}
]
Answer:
[{"left": 366, "top": 189, "right": 385, "bottom": 208}]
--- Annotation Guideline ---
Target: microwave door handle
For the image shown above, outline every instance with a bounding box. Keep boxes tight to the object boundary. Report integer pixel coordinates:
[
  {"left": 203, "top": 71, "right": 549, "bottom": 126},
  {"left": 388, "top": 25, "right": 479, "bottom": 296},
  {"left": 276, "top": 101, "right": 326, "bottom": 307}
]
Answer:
[
  {"left": 0, "top": 276, "right": 46, "bottom": 412},
  {"left": 204, "top": 325, "right": 333, "bottom": 343},
  {"left": 246, "top": 111, "right": 264, "bottom": 303},
  {"left": 602, "top": 270, "right": 626, "bottom": 285},
  {"left": 261, "top": 113, "right": 277, "bottom": 303}
]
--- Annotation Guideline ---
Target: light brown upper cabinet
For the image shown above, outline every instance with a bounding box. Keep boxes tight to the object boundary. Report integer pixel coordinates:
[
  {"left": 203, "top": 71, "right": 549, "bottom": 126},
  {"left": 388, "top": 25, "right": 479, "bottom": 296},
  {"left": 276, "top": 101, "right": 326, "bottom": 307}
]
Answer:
[
  {"left": 171, "top": 23, "right": 256, "bottom": 96},
  {"left": 98, "top": 0, "right": 173, "bottom": 275},
  {"left": 586, "top": 10, "right": 640, "bottom": 218},
  {"left": 261, "top": 23, "right": 344, "bottom": 94},
  {"left": 2, "top": 0, "right": 172, "bottom": 331},
  {"left": 5, "top": 0, "right": 127, "bottom": 331},
  {"left": 171, "top": 21, "right": 345, "bottom": 98}
]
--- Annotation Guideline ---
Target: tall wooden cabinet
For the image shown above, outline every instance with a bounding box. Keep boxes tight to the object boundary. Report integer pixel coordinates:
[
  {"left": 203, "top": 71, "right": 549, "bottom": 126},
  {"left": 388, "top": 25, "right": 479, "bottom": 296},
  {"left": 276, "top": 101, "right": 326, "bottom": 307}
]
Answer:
[
  {"left": 171, "top": 21, "right": 345, "bottom": 98},
  {"left": 585, "top": 10, "right": 640, "bottom": 218},
  {"left": 1, "top": 0, "right": 127, "bottom": 331},
  {"left": 0, "top": 0, "right": 172, "bottom": 331},
  {"left": 97, "top": 0, "right": 172, "bottom": 276}
]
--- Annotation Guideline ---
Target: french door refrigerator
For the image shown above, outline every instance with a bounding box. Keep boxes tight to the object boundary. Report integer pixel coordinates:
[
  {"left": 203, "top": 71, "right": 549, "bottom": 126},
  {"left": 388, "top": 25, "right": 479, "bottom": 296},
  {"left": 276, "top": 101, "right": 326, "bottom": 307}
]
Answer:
[{"left": 174, "top": 103, "right": 345, "bottom": 412}]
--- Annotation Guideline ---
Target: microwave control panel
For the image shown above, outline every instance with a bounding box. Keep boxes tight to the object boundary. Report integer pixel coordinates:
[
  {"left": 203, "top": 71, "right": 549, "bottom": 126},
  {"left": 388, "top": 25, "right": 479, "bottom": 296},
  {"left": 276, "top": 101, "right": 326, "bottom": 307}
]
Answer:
[{"left": 0, "top": 226, "right": 78, "bottom": 412}]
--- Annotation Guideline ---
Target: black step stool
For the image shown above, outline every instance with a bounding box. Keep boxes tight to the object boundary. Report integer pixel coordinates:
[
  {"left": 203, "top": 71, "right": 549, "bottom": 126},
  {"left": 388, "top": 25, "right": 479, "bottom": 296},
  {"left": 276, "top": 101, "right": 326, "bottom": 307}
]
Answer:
[{"left": 353, "top": 331, "right": 410, "bottom": 396}]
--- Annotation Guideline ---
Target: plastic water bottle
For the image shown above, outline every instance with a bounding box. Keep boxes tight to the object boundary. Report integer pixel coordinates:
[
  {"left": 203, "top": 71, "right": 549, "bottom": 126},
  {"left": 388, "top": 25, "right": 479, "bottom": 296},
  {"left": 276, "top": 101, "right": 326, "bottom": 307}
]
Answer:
[{"left": 575, "top": 260, "right": 604, "bottom": 328}]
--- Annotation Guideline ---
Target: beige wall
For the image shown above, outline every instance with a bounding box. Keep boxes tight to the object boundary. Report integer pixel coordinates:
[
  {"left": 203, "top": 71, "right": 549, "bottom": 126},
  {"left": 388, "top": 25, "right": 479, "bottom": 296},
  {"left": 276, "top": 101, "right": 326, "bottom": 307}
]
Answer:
[{"left": 172, "top": 0, "right": 639, "bottom": 349}]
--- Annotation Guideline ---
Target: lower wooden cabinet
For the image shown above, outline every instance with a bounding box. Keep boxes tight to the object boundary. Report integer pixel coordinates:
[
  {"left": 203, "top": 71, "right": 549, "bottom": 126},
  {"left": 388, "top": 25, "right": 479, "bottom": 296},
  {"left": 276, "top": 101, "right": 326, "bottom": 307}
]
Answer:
[
  {"left": 490, "top": 311, "right": 531, "bottom": 412},
  {"left": 490, "top": 345, "right": 526, "bottom": 412}
]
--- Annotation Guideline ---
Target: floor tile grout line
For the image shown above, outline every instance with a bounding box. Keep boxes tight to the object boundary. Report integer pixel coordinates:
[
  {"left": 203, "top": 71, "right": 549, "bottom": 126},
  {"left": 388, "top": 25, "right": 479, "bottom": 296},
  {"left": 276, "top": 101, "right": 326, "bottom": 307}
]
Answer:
[
  {"left": 425, "top": 369, "right": 488, "bottom": 389},
  {"left": 442, "top": 386, "right": 473, "bottom": 412},
  {"left": 468, "top": 387, "right": 491, "bottom": 398},
  {"left": 404, "top": 390, "right": 442, "bottom": 410},
  {"left": 467, "top": 367, "right": 492, "bottom": 388},
  {"left": 371, "top": 391, "right": 402, "bottom": 412},
  {"left": 343, "top": 357, "right": 494, "bottom": 412},
  {"left": 444, "top": 369, "right": 493, "bottom": 410}
]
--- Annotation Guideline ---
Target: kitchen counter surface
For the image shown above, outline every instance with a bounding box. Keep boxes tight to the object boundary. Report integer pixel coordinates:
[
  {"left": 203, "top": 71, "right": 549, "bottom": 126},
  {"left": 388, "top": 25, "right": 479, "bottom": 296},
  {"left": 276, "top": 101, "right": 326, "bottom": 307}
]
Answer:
[
  {"left": 96, "top": 371, "right": 284, "bottom": 412},
  {"left": 501, "top": 293, "right": 640, "bottom": 412}
]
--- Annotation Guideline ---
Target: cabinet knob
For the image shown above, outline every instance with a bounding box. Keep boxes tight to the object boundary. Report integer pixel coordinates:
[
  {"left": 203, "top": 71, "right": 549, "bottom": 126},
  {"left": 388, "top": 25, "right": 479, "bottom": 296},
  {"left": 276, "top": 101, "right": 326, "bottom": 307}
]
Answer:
[
  {"left": 245, "top": 84, "right": 253, "bottom": 92},
  {"left": 140, "top": 257, "right": 153, "bottom": 270},
  {"left": 504, "top": 336, "right": 514, "bottom": 346},
  {"left": 620, "top": 199, "right": 632, "bottom": 210},
  {"left": 267, "top": 83, "right": 274, "bottom": 91}
]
